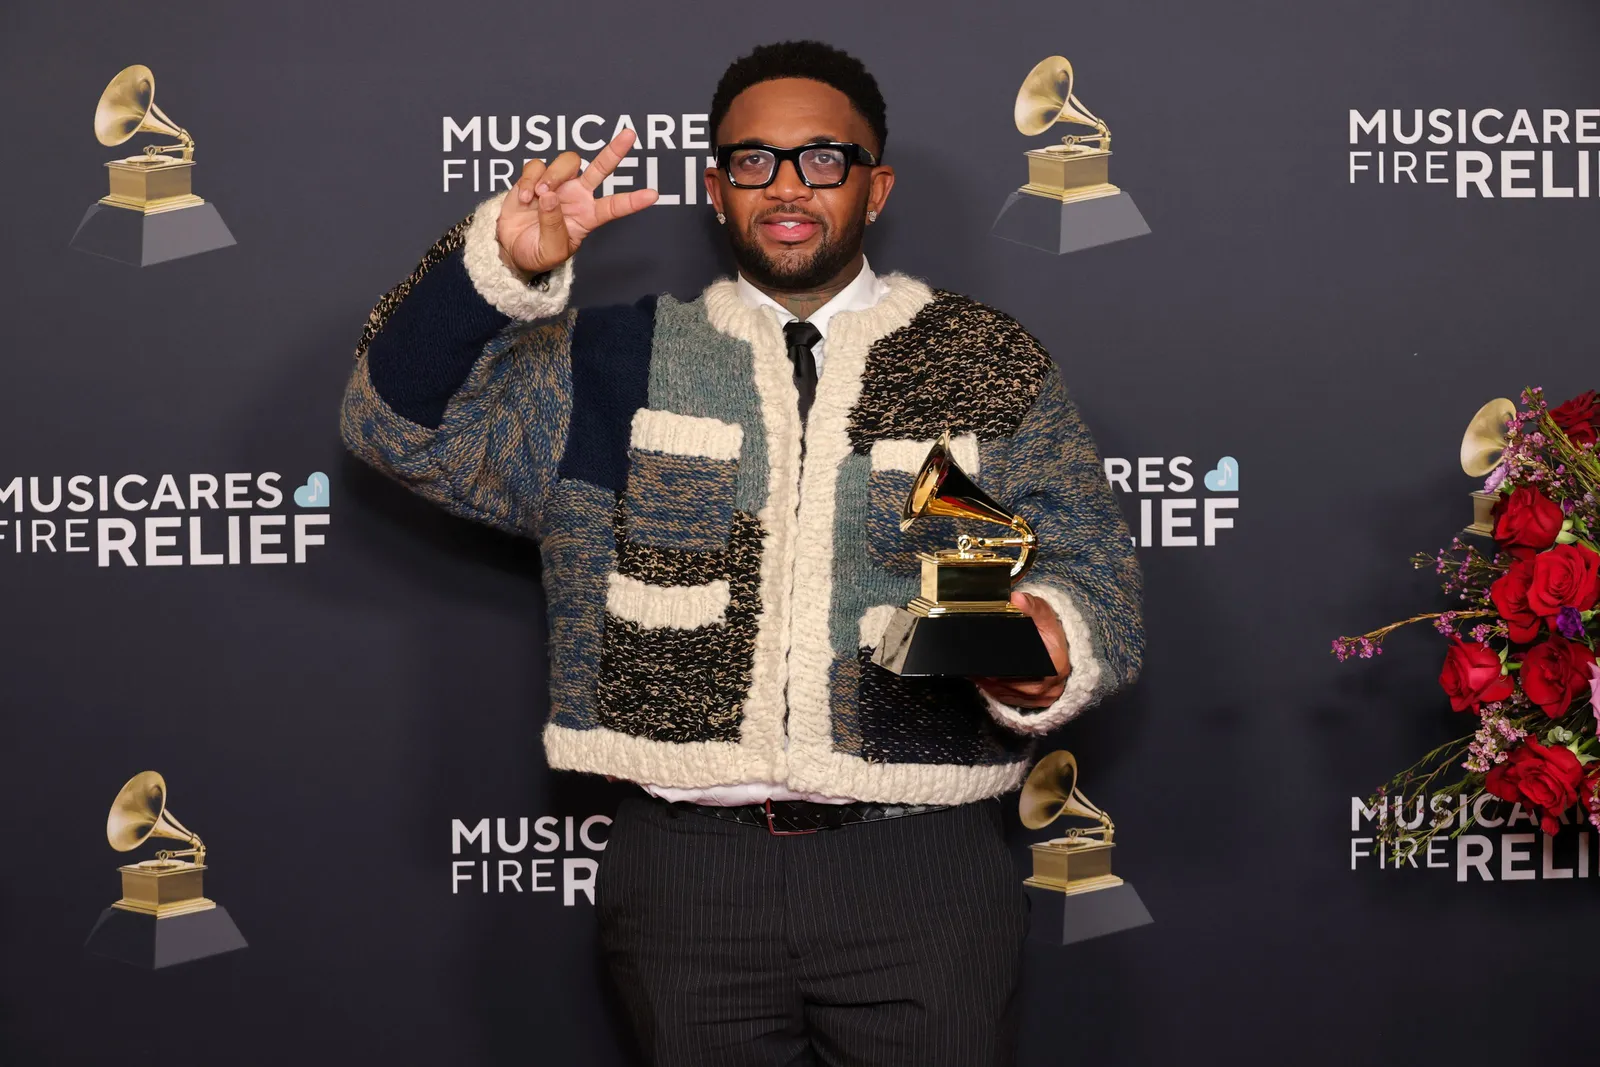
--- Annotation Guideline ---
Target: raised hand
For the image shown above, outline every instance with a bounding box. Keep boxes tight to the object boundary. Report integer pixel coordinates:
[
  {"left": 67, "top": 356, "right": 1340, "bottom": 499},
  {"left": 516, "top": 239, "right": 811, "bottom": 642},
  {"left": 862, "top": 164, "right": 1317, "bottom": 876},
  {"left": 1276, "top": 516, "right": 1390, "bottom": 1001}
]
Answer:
[
  {"left": 972, "top": 591, "right": 1072, "bottom": 707},
  {"left": 496, "top": 128, "right": 659, "bottom": 276}
]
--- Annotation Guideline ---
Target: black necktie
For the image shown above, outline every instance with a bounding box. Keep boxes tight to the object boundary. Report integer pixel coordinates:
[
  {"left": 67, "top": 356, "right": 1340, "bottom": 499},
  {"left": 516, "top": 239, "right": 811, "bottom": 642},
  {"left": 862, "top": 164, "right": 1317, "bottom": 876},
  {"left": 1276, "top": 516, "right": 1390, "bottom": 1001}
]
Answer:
[{"left": 784, "top": 320, "right": 822, "bottom": 425}]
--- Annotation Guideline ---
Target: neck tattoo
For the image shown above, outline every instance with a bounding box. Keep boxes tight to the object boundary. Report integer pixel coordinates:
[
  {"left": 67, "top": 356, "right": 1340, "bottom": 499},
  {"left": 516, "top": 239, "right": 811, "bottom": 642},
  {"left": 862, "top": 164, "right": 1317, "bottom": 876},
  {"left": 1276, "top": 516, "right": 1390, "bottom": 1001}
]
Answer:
[{"left": 751, "top": 257, "right": 865, "bottom": 321}]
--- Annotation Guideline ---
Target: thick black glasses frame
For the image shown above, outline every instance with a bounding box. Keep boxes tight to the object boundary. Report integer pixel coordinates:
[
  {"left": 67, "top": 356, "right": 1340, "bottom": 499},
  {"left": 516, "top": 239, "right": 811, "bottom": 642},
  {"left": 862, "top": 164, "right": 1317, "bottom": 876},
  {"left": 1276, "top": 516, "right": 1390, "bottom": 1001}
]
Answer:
[{"left": 714, "top": 141, "right": 879, "bottom": 188}]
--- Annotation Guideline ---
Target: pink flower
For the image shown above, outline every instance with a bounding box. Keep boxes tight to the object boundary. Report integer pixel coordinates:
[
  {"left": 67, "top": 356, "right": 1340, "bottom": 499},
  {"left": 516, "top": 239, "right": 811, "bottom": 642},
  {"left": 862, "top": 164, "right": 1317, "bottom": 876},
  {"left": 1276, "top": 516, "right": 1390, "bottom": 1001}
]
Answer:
[{"left": 1589, "top": 660, "right": 1600, "bottom": 730}]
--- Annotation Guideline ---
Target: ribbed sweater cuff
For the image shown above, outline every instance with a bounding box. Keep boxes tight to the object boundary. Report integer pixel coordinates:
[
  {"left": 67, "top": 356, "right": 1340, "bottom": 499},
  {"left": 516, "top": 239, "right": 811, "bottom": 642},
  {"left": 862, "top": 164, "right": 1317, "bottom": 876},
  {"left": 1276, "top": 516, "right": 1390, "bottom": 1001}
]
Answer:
[
  {"left": 461, "top": 194, "right": 573, "bottom": 321},
  {"left": 980, "top": 581, "right": 1105, "bottom": 735}
]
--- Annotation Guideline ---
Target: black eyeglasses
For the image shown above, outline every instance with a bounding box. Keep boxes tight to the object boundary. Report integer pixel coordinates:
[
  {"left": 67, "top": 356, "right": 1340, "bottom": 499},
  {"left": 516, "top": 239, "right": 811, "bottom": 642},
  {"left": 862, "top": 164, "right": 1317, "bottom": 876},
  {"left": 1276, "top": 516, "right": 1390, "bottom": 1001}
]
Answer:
[{"left": 714, "top": 141, "right": 879, "bottom": 189}]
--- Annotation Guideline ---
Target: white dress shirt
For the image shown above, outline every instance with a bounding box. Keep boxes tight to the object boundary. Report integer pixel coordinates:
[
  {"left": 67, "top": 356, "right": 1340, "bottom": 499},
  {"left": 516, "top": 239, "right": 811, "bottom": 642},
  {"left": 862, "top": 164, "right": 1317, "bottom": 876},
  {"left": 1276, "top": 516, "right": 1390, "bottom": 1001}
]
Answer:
[{"left": 641, "top": 259, "right": 888, "bottom": 807}]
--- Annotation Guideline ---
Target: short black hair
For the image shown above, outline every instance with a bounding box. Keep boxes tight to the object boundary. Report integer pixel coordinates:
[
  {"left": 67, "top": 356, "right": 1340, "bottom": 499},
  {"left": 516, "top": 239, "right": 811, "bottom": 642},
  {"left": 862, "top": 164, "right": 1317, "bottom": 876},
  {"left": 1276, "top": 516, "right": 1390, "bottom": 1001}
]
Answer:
[{"left": 710, "top": 41, "right": 888, "bottom": 155}]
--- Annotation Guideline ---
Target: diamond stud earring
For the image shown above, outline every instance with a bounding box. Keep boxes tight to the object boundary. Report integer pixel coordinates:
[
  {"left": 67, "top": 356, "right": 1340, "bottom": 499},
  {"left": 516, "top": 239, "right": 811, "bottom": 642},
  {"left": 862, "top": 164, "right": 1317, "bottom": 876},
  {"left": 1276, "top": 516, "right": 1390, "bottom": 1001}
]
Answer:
[
  {"left": 716, "top": 212, "right": 726, "bottom": 224},
  {"left": 867, "top": 210, "right": 878, "bottom": 222}
]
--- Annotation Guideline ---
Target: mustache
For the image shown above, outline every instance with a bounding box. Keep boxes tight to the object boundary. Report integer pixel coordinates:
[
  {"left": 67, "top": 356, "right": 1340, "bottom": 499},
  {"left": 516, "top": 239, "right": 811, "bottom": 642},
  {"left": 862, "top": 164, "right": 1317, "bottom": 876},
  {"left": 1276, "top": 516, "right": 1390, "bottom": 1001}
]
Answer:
[{"left": 751, "top": 206, "right": 826, "bottom": 226}]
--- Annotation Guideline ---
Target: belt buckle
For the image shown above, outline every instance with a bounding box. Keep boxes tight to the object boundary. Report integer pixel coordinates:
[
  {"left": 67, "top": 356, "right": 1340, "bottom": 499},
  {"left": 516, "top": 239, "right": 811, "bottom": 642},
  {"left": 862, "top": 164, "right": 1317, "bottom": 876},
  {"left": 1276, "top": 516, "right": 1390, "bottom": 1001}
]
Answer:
[{"left": 764, "top": 798, "right": 821, "bottom": 836}]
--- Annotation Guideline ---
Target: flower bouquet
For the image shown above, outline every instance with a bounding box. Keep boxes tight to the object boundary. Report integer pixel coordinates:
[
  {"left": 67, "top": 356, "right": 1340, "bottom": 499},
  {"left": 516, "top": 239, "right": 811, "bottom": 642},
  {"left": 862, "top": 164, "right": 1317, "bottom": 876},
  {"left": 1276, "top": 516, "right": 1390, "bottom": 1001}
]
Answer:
[{"left": 1334, "top": 388, "right": 1600, "bottom": 850}]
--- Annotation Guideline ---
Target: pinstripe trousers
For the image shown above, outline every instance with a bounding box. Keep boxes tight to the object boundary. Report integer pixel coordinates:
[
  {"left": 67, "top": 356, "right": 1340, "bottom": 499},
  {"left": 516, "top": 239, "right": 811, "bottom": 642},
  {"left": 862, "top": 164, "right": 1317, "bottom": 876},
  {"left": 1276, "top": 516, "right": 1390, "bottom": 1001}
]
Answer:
[{"left": 595, "top": 795, "right": 1026, "bottom": 1067}]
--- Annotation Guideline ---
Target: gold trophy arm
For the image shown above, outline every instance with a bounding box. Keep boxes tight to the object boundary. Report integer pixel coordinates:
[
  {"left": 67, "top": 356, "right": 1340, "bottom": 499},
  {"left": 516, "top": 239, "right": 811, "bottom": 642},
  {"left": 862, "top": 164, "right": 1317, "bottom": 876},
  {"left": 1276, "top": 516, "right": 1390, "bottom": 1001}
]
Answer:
[
  {"left": 1046, "top": 794, "right": 1115, "bottom": 847},
  {"left": 153, "top": 828, "right": 205, "bottom": 864},
  {"left": 1060, "top": 120, "right": 1110, "bottom": 153},
  {"left": 954, "top": 530, "right": 1039, "bottom": 580},
  {"left": 138, "top": 101, "right": 194, "bottom": 159},
  {"left": 1009, "top": 514, "right": 1037, "bottom": 581},
  {"left": 141, "top": 142, "right": 195, "bottom": 161}
]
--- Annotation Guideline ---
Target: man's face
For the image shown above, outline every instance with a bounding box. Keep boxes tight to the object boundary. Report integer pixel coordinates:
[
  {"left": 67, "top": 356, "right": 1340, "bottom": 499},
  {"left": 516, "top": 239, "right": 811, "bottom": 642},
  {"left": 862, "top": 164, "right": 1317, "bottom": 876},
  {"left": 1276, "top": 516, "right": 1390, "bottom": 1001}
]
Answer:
[{"left": 706, "top": 77, "right": 895, "bottom": 290}]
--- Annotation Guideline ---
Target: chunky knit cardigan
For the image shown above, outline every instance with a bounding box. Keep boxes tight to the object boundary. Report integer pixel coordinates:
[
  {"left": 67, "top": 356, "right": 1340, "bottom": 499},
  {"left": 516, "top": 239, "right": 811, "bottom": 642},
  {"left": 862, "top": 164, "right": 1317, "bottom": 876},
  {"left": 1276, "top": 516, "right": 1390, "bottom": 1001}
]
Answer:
[{"left": 341, "top": 197, "right": 1143, "bottom": 805}]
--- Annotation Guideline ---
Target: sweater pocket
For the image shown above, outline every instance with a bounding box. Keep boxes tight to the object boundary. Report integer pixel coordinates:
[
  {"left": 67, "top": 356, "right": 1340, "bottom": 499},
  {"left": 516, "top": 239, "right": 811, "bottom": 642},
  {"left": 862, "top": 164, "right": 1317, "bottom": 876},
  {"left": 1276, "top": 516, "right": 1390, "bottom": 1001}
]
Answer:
[
  {"left": 621, "top": 409, "right": 742, "bottom": 552},
  {"left": 865, "top": 433, "right": 985, "bottom": 576},
  {"left": 597, "top": 409, "right": 759, "bottom": 744}
]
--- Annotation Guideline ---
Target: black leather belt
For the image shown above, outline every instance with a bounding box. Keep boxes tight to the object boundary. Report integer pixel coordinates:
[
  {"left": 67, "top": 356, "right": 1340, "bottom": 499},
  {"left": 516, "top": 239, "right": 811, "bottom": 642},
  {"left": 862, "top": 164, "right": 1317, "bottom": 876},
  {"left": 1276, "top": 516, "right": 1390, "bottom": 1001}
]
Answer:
[{"left": 668, "top": 797, "right": 950, "bottom": 835}]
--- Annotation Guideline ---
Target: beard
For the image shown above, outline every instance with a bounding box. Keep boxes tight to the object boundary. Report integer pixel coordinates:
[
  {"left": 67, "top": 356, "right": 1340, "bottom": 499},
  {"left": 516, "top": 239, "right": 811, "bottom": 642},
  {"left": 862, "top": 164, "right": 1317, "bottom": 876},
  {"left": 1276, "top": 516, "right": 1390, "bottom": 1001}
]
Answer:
[{"left": 724, "top": 205, "right": 866, "bottom": 290}]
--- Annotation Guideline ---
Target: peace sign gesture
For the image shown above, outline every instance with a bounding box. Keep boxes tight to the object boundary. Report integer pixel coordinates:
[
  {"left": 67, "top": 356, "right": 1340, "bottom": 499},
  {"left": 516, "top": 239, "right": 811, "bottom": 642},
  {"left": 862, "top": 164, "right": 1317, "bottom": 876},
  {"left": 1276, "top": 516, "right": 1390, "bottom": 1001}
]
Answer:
[{"left": 496, "top": 128, "right": 659, "bottom": 276}]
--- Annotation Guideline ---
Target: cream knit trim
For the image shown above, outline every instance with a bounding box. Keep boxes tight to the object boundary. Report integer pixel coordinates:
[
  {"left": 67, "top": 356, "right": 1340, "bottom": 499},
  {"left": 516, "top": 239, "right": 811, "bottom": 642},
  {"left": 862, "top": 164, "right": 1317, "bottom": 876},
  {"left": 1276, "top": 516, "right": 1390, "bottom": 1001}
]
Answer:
[
  {"left": 703, "top": 279, "right": 803, "bottom": 782},
  {"left": 461, "top": 194, "right": 574, "bottom": 321},
  {"left": 980, "top": 580, "right": 1105, "bottom": 735},
  {"left": 869, "top": 433, "right": 981, "bottom": 475},
  {"left": 543, "top": 723, "right": 776, "bottom": 787},
  {"left": 786, "top": 751, "right": 1027, "bottom": 805},
  {"left": 605, "top": 573, "right": 730, "bottom": 630},
  {"left": 778, "top": 274, "right": 944, "bottom": 795},
  {"left": 629, "top": 408, "right": 743, "bottom": 460}
]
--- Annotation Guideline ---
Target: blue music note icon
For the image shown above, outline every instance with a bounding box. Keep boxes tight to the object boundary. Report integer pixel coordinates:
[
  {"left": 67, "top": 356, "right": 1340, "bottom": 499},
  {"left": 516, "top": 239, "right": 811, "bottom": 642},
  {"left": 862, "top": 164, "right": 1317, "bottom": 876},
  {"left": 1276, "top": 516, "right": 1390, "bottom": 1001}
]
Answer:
[{"left": 293, "top": 472, "right": 330, "bottom": 508}]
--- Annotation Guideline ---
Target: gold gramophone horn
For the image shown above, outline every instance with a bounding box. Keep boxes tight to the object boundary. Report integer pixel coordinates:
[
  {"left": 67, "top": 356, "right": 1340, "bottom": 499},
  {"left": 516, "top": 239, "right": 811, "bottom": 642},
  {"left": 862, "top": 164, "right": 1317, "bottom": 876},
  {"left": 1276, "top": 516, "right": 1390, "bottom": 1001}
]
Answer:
[
  {"left": 106, "top": 771, "right": 205, "bottom": 859},
  {"left": 903, "top": 431, "right": 1038, "bottom": 579},
  {"left": 1460, "top": 397, "right": 1516, "bottom": 478},
  {"left": 1020, "top": 750, "right": 1114, "bottom": 841},
  {"left": 93, "top": 64, "right": 194, "bottom": 157},
  {"left": 1014, "top": 55, "right": 1111, "bottom": 151}
]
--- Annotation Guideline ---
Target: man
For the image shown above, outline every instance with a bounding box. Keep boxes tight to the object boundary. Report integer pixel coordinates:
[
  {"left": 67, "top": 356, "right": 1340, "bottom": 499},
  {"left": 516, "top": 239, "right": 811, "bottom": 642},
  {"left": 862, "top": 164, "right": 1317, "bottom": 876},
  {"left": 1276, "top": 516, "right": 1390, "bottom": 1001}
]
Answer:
[{"left": 343, "top": 40, "right": 1141, "bottom": 1067}]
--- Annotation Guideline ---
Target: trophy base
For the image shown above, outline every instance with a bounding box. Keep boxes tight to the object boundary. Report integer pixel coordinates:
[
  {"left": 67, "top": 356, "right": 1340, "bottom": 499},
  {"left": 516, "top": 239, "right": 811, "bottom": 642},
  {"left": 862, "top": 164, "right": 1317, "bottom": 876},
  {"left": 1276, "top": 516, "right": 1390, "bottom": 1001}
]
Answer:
[
  {"left": 1024, "top": 880, "right": 1153, "bottom": 946},
  {"left": 872, "top": 606, "right": 1056, "bottom": 678},
  {"left": 83, "top": 903, "right": 247, "bottom": 969},
  {"left": 990, "top": 189, "right": 1150, "bottom": 255},
  {"left": 1463, "top": 489, "right": 1498, "bottom": 539},
  {"left": 69, "top": 200, "right": 236, "bottom": 267}
]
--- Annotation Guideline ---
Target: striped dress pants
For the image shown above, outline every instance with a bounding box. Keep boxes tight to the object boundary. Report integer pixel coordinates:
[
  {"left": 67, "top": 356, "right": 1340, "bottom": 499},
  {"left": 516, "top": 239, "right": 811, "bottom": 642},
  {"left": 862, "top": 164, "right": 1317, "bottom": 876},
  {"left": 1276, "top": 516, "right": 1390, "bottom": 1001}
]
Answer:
[{"left": 596, "top": 794, "right": 1026, "bottom": 1067}]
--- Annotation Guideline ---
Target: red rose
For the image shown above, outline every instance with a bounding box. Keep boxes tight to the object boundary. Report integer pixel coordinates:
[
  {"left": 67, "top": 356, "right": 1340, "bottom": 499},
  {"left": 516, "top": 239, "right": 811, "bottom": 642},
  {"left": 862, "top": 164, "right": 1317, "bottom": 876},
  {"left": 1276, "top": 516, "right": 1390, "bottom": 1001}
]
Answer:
[
  {"left": 1484, "top": 738, "right": 1586, "bottom": 835},
  {"left": 1493, "top": 487, "right": 1565, "bottom": 553},
  {"left": 1551, "top": 390, "right": 1600, "bottom": 447},
  {"left": 1490, "top": 558, "right": 1542, "bottom": 643},
  {"left": 1518, "top": 634, "right": 1596, "bottom": 716},
  {"left": 1439, "top": 639, "right": 1515, "bottom": 712},
  {"left": 1526, "top": 543, "right": 1600, "bottom": 622}
]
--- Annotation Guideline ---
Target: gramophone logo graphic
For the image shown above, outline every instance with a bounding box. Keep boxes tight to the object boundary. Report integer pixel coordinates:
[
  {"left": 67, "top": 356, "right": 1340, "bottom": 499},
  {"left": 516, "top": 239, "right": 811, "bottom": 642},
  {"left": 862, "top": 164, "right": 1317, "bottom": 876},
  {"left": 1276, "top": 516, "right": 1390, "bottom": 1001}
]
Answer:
[
  {"left": 1459, "top": 397, "right": 1516, "bottom": 537},
  {"left": 68, "top": 64, "right": 236, "bottom": 267},
  {"left": 990, "top": 55, "right": 1150, "bottom": 255},
  {"left": 83, "top": 771, "right": 247, "bottom": 969},
  {"left": 1018, "top": 751, "right": 1152, "bottom": 945}
]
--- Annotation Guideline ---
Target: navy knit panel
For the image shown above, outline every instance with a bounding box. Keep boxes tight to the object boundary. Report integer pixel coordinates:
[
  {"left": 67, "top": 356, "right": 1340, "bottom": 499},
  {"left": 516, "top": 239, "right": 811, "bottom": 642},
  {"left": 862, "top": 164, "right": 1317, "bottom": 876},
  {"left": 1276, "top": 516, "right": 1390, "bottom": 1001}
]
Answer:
[
  {"left": 557, "top": 295, "right": 658, "bottom": 492},
  {"left": 366, "top": 248, "right": 512, "bottom": 429}
]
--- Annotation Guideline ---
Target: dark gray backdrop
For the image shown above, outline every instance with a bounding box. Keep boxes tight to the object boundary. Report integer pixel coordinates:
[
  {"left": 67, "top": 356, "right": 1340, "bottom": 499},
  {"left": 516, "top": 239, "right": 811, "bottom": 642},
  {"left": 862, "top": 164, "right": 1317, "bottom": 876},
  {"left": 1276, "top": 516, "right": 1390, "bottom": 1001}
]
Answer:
[{"left": 3, "top": 1, "right": 1596, "bottom": 1063}]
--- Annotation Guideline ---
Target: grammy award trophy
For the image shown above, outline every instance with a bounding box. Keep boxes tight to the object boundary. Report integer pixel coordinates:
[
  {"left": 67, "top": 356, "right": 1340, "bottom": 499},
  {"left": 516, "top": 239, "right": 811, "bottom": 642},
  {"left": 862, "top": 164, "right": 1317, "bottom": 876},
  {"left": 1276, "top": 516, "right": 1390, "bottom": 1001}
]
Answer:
[
  {"left": 1459, "top": 397, "right": 1516, "bottom": 538},
  {"left": 1019, "top": 751, "right": 1152, "bottom": 945},
  {"left": 991, "top": 55, "right": 1150, "bottom": 255},
  {"left": 871, "top": 431, "right": 1057, "bottom": 678},
  {"left": 69, "top": 64, "right": 236, "bottom": 266},
  {"left": 83, "top": 771, "right": 247, "bottom": 969}
]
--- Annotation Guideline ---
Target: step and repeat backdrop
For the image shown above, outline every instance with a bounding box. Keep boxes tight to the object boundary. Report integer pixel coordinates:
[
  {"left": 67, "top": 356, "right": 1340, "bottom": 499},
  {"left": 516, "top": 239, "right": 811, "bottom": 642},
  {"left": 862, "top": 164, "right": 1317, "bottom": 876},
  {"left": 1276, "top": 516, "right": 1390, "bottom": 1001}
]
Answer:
[{"left": 3, "top": 0, "right": 1598, "bottom": 1063}]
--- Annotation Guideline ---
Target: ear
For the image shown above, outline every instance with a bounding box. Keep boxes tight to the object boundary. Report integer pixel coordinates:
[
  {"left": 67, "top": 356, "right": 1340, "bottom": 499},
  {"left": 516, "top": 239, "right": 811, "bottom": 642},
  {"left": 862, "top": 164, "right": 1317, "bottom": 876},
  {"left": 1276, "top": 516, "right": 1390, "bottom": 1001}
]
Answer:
[
  {"left": 703, "top": 167, "right": 725, "bottom": 214},
  {"left": 866, "top": 164, "right": 895, "bottom": 217}
]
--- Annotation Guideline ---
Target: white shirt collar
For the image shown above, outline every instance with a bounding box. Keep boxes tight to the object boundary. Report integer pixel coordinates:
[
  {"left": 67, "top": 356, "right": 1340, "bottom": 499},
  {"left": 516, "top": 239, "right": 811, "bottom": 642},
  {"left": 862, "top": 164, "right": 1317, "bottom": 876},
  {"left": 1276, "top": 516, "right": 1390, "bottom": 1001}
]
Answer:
[{"left": 734, "top": 257, "right": 889, "bottom": 342}]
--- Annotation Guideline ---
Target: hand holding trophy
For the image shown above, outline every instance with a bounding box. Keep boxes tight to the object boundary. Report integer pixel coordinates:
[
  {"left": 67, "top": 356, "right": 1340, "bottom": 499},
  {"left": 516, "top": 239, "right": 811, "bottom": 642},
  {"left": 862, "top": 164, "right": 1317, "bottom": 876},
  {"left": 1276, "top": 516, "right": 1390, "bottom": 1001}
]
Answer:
[
  {"left": 497, "top": 128, "right": 660, "bottom": 276},
  {"left": 871, "top": 430, "right": 1063, "bottom": 680}
]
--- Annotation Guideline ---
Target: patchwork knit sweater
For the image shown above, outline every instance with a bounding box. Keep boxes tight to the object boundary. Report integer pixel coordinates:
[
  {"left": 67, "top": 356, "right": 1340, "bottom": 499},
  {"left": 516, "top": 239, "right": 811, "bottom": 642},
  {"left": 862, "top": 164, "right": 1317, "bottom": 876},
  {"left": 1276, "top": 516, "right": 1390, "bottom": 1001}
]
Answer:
[{"left": 341, "top": 197, "right": 1143, "bottom": 805}]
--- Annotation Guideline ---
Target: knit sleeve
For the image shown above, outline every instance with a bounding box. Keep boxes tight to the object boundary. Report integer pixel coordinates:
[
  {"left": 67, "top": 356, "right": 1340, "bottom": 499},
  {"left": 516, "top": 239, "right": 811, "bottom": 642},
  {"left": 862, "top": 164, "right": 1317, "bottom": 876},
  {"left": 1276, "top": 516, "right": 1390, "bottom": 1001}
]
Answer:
[
  {"left": 339, "top": 196, "right": 576, "bottom": 539},
  {"left": 980, "top": 365, "right": 1144, "bottom": 734}
]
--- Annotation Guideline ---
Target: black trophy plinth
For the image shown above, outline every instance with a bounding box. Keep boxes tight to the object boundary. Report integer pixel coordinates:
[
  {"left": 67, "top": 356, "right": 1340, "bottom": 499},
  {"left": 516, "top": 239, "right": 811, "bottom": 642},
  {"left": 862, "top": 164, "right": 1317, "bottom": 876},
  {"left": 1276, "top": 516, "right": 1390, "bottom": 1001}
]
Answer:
[
  {"left": 69, "top": 202, "right": 236, "bottom": 267},
  {"left": 84, "top": 905, "right": 248, "bottom": 969},
  {"left": 874, "top": 609, "right": 1057, "bottom": 678},
  {"left": 990, "top": 190, "right": 1149, "bottom": 255},
  {"left": 1025, "top": 882, "right": 1152, "bottom": 946}
]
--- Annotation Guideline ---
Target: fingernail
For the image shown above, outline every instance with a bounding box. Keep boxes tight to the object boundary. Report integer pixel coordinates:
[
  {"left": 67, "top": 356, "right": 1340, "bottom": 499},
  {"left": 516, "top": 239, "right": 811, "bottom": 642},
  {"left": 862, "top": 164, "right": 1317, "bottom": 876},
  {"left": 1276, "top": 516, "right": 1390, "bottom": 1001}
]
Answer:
[
  {"left": 535, "top": 183, "right": 549, "bottom": 195},
  {"left": 519, "top": 188, "right": 532, "bottom": 203}
]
